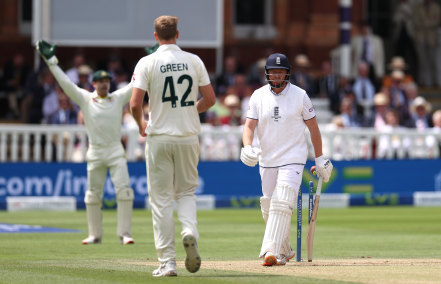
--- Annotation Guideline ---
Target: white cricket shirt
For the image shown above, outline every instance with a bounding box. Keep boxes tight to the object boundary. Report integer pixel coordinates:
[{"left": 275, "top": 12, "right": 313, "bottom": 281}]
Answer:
[
  {"left": 49, "top": 65, "right": 132, "bottom": 147},
  {"left": 247, "top": 83, "right": 316, "bottom": 167},
  {"left": 132, "top": 44, "right": 211, "bottom": 137}
]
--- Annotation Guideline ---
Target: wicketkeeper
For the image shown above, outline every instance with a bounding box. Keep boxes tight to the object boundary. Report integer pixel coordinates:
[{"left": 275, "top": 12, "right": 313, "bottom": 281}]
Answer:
[
  {"left": 36, "top": 40, "right": 135, "bottom": 245},
  {"left": 241, "top": 53, "right": 333, "bottom": 266}
]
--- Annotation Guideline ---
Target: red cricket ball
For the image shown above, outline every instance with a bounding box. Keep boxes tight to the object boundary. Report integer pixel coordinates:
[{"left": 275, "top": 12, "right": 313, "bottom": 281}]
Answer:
[{"left": 310, "top": 166, "right": 316, "bottom": 175}]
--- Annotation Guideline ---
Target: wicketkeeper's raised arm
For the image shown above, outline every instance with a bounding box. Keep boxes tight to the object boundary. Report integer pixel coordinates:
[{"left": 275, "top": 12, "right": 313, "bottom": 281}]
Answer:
[
  {"left": 35, "top": 40, "right": 87, "bottom": 107},
  {"left": 305, "top": 117, "right": 333, "bottom": 182}
]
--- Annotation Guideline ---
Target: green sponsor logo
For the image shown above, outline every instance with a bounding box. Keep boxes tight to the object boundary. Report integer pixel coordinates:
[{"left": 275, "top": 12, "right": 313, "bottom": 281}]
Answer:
[
  {"left": 343, "top": 167, "right": 372, "bottom": 179},
  {"left": 230, "top": 196, "right": 260, "bottom": 208},
  {"left": 365, "top": 194, "right": 399, "bottom": 206},
  {"left": 344, "top": 185, "right": 373, "bottom": 194},
  {"left": 103, "top": 198, "right": 116, "bottom": 209}
]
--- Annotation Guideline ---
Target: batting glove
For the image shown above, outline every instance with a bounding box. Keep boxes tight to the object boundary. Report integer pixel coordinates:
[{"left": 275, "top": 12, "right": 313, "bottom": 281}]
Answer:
[
  {"left": 36, "top": 40, "right": 58, "bottom": 65},
  {"left": 240, "top": 145, "right": 261, "bottom": 167},
  {"left": 315, "top": 155, "right": 333, "bottom": 182}
]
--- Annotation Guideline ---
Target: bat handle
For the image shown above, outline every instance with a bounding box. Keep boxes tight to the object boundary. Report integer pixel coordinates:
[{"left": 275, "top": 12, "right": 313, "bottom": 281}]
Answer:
[{"left": 316, "top": 177, "right": 323, "bottom": 196}]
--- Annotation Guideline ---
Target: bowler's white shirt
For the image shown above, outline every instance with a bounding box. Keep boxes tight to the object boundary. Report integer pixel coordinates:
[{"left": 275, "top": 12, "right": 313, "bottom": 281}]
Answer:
[
  {"left": 132, "top": 44, "right": 211, "bottom": 137},
  {"left": 247, "top": 83, "right": 316, "bottom": 167}
]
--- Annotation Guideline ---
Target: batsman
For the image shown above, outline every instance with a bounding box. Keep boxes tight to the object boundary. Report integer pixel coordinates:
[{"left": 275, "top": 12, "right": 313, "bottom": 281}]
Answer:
[
  {"left": 36, "top": 40, "right": 135, "bottom": 245},
  {"left": 241, "top": 53, "right": 333, "bottom": 266}
]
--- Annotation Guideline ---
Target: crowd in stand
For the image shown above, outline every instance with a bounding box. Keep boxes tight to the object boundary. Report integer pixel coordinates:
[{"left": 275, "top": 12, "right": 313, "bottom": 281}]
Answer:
[
  {"left": 0, "top": 51, "right": 440, "bottom": 126},
  {"left": 1, "top": 0, "right": 441, "bottom": 160}
]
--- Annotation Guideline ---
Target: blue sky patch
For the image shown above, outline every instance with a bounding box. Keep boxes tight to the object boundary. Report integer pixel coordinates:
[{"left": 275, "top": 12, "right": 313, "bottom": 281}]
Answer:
[{"left": 0, "top": 223, "right": 83, "bottom": 233}]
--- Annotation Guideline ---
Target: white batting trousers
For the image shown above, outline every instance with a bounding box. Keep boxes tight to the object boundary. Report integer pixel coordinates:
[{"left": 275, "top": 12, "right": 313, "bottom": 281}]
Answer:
[
  {"left": 259, "top": 164, "right": 304, "bottom": 198},
  {"left": 259, "top": 164, "right": 304, "bottom": 257},
  {"left": 146, "top": 135, "right": 200, "bottom": 264}
]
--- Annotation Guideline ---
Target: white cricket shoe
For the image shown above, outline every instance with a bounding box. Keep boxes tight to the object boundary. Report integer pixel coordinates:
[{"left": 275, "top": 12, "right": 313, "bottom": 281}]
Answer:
[
  {"left": 282, "top": 248, "right": 295, "bottom": 262},
  {"left": 81, "top": 236, "right": 101, "bottom": 245},
  {"left": 182, "top": 234, "right": 201, "bottom": 273},
  {"left": 262, "top": 252, "right": 286, "bottom": 266},
  {"left": 152, "top": 261, "right": 177, "bottom": 277},
  {"left": 120, "top": 235, "right": 134, "bottom": 245}
]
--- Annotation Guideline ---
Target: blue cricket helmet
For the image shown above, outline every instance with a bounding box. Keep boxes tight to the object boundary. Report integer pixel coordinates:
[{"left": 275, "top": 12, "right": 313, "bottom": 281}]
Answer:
[{"left": 265, "top": 53, "right": 291, "bottom": 88}]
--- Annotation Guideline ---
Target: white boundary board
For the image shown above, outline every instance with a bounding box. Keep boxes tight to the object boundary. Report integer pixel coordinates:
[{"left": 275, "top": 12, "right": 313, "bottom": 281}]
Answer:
[{"left": 33, "top": 0, "right": 223, "bottom": 48}]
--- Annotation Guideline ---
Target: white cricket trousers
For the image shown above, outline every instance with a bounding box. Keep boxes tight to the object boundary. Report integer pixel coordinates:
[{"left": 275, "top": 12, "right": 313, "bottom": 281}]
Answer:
[
  {"left": 259, "top": 164, "right": 304, "bottom": 197},
  {"left": 146, "top": 135, "right": 200, "bottom": 264},
  {"left": 86, "top": 143, "right": 131, "bottom": 198}
]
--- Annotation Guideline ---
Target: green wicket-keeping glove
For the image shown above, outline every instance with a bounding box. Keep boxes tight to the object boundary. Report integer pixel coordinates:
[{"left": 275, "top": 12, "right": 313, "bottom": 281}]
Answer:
[
  {"left": 36, "top": 40, "right": 58, "bottom": 65},
  {"left": 144, "top": 43, "right": 159, "bottom": 54}
]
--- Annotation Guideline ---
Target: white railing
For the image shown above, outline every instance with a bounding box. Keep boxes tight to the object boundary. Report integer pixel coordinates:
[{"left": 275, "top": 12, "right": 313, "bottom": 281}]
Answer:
[{"left": 0, "top": 124, "right": 440, "bottom": 162}]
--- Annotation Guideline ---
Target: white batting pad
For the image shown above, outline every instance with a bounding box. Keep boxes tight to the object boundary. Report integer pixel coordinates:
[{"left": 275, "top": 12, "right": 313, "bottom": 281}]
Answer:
[
  {"left": 116, "top": 188, "right": 134, "bottom": 237},
  {"left": 260, "top": 184, "right": 295, "bottom": 258},
  {"left": 260, "top": 196, "right": 271, "bottom": 223},
  {"left": 84, "top": 191, "right": 103, "bottom": 238}
]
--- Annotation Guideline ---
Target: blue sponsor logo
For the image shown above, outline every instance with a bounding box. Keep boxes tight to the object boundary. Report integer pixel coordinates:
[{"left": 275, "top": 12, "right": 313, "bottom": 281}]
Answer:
[{"left": 0, "top": 223, "right": 83, "bottom": 233}]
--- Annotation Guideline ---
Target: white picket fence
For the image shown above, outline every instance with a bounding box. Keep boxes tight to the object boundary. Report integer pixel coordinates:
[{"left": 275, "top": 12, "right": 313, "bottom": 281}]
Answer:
[{"left": 0, "top": 123, "right": 440, "bottom": 162}]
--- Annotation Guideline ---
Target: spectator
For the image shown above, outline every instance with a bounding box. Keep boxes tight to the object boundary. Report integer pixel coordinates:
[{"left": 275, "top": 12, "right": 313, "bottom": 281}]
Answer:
[
  {"left": 405, "top": 96, "right": 433, "bottom": 129},
  {"left": 403, "top": 81, "right": 419, "bottom": 106},
  {"left": 413, "top": 0, "right": 441, "bottom": 87},
  {"left": 248, "top": 57, "right": 268, "bottom": 89},
  {"left": 48, "top": 88, "right": 78, "bottom": 125},
  {"left": 372, "top": 92, "right": 390, "bottom": 131},
  {"left": 42, "top": 84, "right": 60, "bottom": 124},
  {"left": 377, "top": 109, "right": 410, "bottom": 159},
  {"left": 225, "top": 73, "right": 253, "bottom": 100},
  {"left": 77, "top": 65, "right": 93, "bottom": 92},
  {"left": 350, "top": 21, "right": 385, "bottom": 87},
  {"left": 21, "top": 67, "right": 56, "bottom": 124},
  {"left": 383, "top": 70, "right": 409, "bottom": 124},
  {"left": 352, "top": 61, "right": 376, "bottom": 126},
  {"left": 114, "top": 68, "right": 130, "bottom": 89},
  {"left": 48, "top": 89, "right": 79, "bottom": 161},
  {"left": 426, "top": 109, "right": 441, "bottom": 157},
  {"left": 326, "top": 115, "right": 358, "bottom": 161},
  {"left": 432, "top": 109, "right": 441, "bottom": 130},
  {"left": 215, "top": 55, "right": 242, "bottom": 93},
  {"left": 0, "top": 53, "right": 31, "bottom": 119},
  {"left": 318, "top": 60, "right": 340, "bottom": 114},
  {"left": 290, "top": 54, "right": 317, "bottom": 96},
  {"left": 336, "top": 77, "right": 353, "bottom": 108},
  {"left": 382, "top": 56, "right": 414, "bottom": 90},
  {"left": 223, "top": 94, "right": 242, "bottom": 126},
  {"left": 206, "top": 92, "right": 230, "bottom": 126},
  {"left": 106, "top": 56, "right": 124, "bottom": 92},
  {"left": 66, "top": 53, "right": 88, "bottom": 85},
  {"left": 339, "top": 97, "right": 362, "bottom": 128}
]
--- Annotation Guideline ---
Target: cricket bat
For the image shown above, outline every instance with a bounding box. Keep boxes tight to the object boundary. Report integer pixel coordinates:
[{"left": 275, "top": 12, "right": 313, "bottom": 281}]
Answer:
[{"left": 306, "top": 176, "right": 323, "bottom": 262}]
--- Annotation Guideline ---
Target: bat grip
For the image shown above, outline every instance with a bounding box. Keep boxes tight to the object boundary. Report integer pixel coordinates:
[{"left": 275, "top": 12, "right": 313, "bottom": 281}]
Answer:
[{"left": 316, "top": 177, "right": 323, "bottom": 196}]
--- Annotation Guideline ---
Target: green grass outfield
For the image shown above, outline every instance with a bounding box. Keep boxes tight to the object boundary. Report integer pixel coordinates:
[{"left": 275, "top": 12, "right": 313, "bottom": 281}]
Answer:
[{"left": 1, "top": 207, "right": 440, "bottom": 283}]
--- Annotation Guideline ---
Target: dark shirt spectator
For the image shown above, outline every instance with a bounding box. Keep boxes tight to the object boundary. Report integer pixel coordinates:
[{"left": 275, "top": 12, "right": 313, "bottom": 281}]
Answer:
[
  {"left": 318, "top": 60, "right": 340, "bottom": 114},
  {"left": 48, "top": 87, "right": 78, "bottom": 125},
  {"left": 290, "top": 54, "right": 317, "bottom": 96},
  {"left": 0, "top": 53, "right": 31, "bottom": 119},
  {"left": 215, "top": 55, "right": 243, "bottom": 93},
  {"left": 21, "top": 67, "right": 56, "bottom": 124}
]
